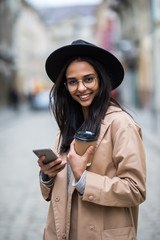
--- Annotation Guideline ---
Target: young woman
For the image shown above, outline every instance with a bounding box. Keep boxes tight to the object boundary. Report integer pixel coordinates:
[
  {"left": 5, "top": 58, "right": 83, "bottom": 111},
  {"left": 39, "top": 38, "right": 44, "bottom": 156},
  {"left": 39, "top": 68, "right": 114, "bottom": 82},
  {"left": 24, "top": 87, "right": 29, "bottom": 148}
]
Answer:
[{"left": 38, "top": 40, "right": 146, "bottom": 240}]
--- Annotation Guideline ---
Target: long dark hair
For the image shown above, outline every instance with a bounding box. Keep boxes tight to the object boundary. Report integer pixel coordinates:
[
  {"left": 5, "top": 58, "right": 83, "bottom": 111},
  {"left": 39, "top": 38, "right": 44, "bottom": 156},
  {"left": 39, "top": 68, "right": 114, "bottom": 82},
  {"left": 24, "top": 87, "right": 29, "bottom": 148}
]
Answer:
[{"left": 49, "top": 57, "right": 118, "bottom": 154}]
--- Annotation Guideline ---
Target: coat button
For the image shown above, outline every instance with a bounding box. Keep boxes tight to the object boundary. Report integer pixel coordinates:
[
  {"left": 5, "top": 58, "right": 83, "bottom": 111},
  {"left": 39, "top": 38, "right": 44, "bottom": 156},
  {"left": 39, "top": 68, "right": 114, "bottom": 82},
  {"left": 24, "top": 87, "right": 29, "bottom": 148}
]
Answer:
[
  {"left": 55, "top": 197, "right": 60, "bottom": 202},
  {"left": 90, "top": 225, "right": 95, "bottom": 231},
  {"left": 62, "top": 233, "right": 66, "bottom": 239},
  {"left": 88, "top": 195, "right": 94, "bottom": 201}
]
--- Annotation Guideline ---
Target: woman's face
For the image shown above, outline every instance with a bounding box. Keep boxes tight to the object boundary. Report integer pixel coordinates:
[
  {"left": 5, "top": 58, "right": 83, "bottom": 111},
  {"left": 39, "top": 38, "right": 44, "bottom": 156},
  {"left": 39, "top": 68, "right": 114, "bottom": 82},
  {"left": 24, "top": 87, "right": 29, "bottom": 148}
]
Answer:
[{"left": 65, "top": 60, "right": 99, "bottom": 116}]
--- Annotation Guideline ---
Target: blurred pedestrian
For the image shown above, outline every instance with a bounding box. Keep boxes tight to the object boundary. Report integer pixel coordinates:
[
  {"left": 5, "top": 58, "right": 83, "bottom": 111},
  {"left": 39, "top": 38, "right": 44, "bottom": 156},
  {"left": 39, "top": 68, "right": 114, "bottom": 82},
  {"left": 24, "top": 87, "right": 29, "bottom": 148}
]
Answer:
[
  {"left": 37, "top": 40, "right": 146, "bottom": 240},
  {"left": 9, "top": 85, "right": 20, "bottom": 110}
]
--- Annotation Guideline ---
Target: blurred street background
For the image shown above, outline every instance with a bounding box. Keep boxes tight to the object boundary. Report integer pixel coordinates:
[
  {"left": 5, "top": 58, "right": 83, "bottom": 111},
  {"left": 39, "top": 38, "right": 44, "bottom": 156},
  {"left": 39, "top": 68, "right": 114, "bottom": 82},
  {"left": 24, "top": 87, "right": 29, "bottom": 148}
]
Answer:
[{"left": 0, "top": 0, "right": 160, "bottom": 239}]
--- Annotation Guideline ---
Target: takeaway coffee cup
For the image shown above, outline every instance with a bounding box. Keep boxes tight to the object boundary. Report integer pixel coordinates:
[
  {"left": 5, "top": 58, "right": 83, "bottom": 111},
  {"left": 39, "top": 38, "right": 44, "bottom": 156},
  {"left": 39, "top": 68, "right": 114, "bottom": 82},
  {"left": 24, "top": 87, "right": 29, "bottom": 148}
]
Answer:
[{"left": 74, "top": 131, "right": 98, "bottom": 167}]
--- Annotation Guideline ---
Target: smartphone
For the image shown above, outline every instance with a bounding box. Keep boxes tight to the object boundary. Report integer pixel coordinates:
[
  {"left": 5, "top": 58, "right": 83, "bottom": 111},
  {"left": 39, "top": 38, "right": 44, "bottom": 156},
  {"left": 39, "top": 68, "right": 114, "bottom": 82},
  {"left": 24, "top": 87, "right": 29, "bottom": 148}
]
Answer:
[{"left": 33, "top": 148, "right": 58, "bottom": 164}]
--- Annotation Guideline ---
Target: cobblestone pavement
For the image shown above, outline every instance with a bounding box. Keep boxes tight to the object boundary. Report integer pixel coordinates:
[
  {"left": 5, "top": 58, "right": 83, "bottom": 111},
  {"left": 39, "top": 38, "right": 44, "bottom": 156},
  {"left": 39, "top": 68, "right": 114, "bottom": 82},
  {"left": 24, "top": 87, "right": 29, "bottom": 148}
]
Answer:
[
  {"left": 0, "top": 106, "right": 160, "bottom": 240},
  {"left": 0, "top": 106, "right": 58, "bottom": 240}
]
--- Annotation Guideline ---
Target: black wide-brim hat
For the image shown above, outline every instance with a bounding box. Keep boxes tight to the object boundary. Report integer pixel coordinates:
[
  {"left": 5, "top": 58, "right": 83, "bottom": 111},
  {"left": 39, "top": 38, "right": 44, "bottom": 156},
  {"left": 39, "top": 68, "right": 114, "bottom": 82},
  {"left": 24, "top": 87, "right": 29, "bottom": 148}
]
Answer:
[{"left": 45, "top": 39, "right": 124, "bottom": 89}]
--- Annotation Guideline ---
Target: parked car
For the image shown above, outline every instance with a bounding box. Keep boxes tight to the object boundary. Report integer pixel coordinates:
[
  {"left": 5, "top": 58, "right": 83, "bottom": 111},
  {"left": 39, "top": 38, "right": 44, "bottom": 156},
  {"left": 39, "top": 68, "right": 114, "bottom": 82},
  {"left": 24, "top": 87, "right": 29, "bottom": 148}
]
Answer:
[{"left": 31, "top": 90, "right": 50, "bottom": 110}]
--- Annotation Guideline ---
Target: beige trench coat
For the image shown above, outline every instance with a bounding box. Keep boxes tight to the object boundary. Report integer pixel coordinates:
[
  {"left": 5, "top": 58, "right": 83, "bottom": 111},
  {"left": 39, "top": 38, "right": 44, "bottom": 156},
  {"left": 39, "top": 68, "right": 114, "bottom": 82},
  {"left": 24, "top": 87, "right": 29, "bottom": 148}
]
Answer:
[{"left": 40, "top": 106, "right": 146, "bottom": 240}]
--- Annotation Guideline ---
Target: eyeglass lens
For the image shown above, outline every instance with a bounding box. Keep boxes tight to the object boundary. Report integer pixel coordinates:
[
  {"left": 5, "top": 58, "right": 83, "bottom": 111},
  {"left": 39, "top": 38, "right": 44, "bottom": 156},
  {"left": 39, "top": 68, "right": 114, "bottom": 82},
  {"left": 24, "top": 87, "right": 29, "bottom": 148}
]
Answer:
[{"left": 66, "top": 76, "right": 96, "bottom": 92}]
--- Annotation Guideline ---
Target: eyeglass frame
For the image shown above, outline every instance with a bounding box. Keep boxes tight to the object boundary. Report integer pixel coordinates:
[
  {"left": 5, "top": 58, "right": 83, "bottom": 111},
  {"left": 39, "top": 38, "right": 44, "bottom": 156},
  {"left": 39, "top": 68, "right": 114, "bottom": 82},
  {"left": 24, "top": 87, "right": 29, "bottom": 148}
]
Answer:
[{"left": 64, "top": 75, "right": 98, "bottom": 92}]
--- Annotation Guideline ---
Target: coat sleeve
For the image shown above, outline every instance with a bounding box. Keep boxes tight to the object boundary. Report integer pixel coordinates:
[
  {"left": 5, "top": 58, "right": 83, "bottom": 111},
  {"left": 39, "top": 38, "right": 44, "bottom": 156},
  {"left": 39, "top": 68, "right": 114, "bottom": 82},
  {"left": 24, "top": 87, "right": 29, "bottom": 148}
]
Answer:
[
  {"left": 82, "top": 119, "right": 146, "bottom": 207},
  {"left": 39, "top": 180, "right": 53, "bottom": 201}
]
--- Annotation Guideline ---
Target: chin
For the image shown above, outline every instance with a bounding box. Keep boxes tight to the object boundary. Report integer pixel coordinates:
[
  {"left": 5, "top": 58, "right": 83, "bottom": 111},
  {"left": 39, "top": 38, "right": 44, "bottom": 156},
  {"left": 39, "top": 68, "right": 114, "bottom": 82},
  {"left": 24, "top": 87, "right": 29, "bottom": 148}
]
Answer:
[{"left": 80, "top": 102, "right": 92, "bottom": 108}]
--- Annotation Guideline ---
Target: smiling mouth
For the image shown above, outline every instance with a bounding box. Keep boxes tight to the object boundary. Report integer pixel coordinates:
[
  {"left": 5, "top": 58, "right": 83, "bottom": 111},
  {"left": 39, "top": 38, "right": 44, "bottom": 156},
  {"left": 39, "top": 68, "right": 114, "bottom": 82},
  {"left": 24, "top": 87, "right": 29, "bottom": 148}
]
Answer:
[{"left": 79, "top": 93, "right": 91, "bottom": 101}]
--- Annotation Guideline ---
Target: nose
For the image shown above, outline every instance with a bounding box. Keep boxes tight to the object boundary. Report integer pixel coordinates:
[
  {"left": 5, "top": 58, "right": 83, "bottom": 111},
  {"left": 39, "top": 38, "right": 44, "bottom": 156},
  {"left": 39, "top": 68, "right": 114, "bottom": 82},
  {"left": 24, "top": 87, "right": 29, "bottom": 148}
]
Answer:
[{"left": 77, "top": 80, "right": 87, "bottom": 91}]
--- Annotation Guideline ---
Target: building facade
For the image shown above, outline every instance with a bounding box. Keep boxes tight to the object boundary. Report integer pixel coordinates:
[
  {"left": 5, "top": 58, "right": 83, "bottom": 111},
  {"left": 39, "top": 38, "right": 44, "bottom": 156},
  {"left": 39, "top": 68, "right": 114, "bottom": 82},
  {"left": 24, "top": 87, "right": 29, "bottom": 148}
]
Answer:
[{"left": 0, "top": 0, "right": 20, "bottom": 106}]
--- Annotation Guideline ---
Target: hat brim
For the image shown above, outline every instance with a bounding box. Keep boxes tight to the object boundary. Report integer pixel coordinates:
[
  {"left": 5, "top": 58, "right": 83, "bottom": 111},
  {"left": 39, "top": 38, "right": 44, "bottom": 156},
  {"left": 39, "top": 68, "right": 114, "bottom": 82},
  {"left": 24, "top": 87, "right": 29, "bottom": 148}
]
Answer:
[{"left": 45, "top": 43, "right": 124, "bottom": 89}]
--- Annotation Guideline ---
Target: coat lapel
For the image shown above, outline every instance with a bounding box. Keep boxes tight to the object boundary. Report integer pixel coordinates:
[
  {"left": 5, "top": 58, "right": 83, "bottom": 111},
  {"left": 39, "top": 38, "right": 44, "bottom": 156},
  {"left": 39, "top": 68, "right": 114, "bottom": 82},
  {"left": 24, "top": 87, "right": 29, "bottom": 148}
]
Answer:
[
  {"left": 51, "top": 154, "right": 76, "bottom": 240},
  {"left": 66, "top": 172, "right": 75, "bottom": 239},
  {"left": 95, "top": 106, "right": 122, "bottom": 151},
  {"left": 51, "top": 154, "right": 68, "bottom": 240}
]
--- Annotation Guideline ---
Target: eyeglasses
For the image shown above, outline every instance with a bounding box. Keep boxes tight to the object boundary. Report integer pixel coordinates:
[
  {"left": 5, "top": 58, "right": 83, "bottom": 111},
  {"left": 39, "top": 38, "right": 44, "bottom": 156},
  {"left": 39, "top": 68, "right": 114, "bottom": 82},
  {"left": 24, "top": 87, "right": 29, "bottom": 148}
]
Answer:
[{"left": 64, "top": 76, "right": 97, "bottom": 92}]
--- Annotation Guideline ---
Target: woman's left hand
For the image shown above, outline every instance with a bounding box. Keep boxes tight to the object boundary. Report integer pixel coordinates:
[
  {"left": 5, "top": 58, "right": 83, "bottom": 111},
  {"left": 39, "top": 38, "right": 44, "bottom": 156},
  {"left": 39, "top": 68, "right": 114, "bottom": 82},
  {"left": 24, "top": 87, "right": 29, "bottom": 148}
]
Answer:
[{"left": 67, "top": 140, "right": 94, "bottom": 181}]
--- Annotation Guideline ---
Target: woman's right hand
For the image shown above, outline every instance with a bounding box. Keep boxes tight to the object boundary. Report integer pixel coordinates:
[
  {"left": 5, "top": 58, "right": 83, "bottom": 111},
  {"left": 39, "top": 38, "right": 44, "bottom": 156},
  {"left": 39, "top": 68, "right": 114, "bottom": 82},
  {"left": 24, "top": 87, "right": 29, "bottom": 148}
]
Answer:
[{"left": 38, "top": 156, "right": 67, "bottom": 179}]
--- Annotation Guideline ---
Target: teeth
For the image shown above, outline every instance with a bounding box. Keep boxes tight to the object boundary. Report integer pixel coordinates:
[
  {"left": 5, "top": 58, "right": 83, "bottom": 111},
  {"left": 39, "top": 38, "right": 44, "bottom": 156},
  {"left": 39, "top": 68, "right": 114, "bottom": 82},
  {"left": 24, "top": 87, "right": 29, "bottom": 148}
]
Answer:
[{"left": 80, "top": 94, "right": 89, "bottom": 99}]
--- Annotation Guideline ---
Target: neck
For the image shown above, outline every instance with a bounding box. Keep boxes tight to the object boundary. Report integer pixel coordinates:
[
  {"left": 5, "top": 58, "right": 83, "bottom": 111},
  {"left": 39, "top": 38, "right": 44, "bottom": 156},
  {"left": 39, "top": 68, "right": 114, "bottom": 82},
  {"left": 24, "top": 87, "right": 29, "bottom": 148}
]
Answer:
[{"left": 82, "top": 107, "right": 89, "bottom": 119}]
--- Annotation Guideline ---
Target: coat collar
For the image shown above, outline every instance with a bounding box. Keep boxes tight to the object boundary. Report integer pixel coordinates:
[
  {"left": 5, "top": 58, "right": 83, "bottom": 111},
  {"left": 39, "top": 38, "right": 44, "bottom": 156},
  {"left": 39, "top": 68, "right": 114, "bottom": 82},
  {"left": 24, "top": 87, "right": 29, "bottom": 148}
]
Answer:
[
  {"left": 105, "top": 105, "right": 122, "bottom": 117},
  {"left": 96, "top": 105, "right": 122, "bottom": 148}
]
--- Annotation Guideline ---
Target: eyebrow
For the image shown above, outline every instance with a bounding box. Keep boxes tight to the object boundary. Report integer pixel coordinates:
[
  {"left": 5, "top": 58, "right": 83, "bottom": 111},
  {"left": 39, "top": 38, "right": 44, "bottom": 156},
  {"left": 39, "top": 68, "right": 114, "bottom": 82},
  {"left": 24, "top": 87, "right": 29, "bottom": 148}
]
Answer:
[{"left": 66, "top": 73, "right": 96, "bottom": 80}]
